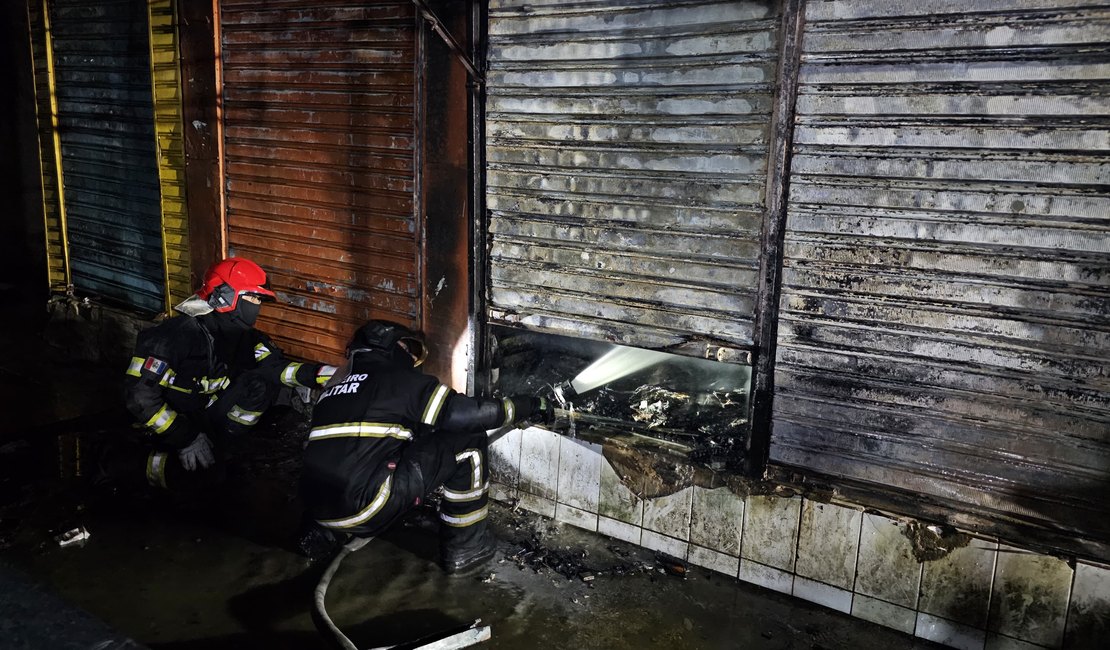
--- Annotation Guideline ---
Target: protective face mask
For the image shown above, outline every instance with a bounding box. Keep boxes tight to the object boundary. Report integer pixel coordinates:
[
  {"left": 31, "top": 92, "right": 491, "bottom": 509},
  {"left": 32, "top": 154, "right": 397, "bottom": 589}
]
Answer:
[{"left": 233, "top": 298, "right": 261, "bottom": 328}]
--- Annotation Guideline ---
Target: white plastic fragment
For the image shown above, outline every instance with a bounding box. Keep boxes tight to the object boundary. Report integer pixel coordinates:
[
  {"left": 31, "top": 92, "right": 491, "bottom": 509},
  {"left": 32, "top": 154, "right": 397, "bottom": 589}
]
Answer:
[{"left": 55, "top": 526, "right": 90, "bottom": 548}]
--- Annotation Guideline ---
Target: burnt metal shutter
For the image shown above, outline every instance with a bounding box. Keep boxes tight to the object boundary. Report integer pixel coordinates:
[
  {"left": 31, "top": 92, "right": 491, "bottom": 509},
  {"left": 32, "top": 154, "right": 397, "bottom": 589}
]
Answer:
[
  {"left": 772, "top": 1, "right": 1110, "bottom": 558},
  {"left": 50, "top": 0, "right": 166, "bottom": 313},
  {"left": 485, "top": 0, "right": 781, "bottom": 354},
  {"left": 219, "top": 1, "right": 418, "bottom": 363}
]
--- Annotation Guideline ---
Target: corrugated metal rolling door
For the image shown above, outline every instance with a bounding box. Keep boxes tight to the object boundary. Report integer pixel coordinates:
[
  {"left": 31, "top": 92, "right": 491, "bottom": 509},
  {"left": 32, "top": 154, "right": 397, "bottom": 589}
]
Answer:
[
  {"left": 148, "top": 0, "right": 192, "bottom": 308},
  {"left": 26, "top": 0, "right": 69, "bottom": 293},
  {"left": 772, "top": 1, "right": 1110, "bottom": 556},
  {"left": 485, "top": 0, "right": 781, "bottom": 353},
  {"left": 219, "top": 1, "right": 418, "bottom": 363},
  {"left": 50, "top": 0, "right": 166, "bottom": 313}
]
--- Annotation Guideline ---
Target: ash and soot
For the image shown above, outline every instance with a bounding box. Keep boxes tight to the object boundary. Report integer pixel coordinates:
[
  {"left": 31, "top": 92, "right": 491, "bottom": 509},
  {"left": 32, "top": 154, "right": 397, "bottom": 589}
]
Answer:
[{"left": 496, "top": 503, "right": 689, "bottom": 584}]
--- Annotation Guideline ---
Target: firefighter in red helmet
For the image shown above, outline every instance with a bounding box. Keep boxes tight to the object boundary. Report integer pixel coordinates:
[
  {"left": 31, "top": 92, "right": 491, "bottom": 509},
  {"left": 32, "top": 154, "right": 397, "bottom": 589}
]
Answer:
[
  {"left": 299, "top": 319, "right": 553, "bottom": 574},
  {"left": 118, "top": 257, "right": 336, "bottom": 491}
]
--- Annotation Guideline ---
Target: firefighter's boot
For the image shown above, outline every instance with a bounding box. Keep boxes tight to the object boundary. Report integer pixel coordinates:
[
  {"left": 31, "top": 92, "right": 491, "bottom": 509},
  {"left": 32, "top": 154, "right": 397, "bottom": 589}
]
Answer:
[{"left": 439, "top": 522, "right": 496, "bottom": 575}]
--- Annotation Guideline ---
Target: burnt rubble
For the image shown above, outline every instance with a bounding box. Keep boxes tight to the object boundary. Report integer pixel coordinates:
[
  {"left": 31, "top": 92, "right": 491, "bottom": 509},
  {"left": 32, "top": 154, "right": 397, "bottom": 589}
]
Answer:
[
  {"left": 493, "top": 328, "right": 750, "bottom": 466},
  {"left": 495, "top": 505, "right": 688, "bottom": 583},
  {"left": 502, "top": 536, "right": 690, "bottom": 583}
]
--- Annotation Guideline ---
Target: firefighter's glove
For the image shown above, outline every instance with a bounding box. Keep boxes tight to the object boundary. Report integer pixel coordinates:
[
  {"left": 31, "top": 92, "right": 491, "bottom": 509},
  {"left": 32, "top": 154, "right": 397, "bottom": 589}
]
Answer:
[
  {"left": 535, "top": 396, "right": 555, "bottom": 425},
  {"left": 178, "top": 432, "right": 215, "bottom": 471},
  {"left": 510, "top": 395, "right": 554, "bottom": 427}
]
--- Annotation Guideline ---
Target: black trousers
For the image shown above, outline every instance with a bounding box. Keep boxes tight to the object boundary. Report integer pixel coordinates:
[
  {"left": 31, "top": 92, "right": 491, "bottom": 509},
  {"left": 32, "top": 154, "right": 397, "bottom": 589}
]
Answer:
[{"left": 330, "top": 428, "right": 490, "bottom": 552}]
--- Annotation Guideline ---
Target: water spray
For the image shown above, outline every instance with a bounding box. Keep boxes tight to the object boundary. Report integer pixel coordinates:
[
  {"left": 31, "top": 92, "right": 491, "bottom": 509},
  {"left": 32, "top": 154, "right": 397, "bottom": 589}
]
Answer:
[{"left": 553, "top": 345, "right": 672, "bottom": 408}]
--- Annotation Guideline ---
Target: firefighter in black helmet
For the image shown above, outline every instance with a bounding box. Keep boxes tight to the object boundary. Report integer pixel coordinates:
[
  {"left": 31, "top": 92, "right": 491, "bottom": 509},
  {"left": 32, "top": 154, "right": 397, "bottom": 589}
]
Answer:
[
  {"left": 300, "top": 319, "right": 553, "bottom": 574},
  {"left": 117, "top": 257, "right": 337, "bottom": 491}
]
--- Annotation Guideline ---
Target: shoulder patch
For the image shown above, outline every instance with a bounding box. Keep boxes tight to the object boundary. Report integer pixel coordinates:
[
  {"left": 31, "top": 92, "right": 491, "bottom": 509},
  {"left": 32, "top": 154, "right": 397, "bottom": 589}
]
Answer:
[{"left": 143, "top": 357, "right": 168, "bottom": 375}]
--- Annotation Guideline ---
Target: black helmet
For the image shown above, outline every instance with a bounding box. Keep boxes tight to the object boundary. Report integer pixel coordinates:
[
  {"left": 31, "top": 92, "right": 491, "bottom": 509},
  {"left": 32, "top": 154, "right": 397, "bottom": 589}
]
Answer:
[{"left": 348, "top": 319, "right": 428, "bottom": 367}]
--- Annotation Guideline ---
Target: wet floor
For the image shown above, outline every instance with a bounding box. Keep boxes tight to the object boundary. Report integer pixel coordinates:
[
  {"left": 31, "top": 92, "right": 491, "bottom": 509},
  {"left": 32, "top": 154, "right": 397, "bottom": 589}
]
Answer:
[
  {"left": 1, "top": 478, "right": 946, "bottom": 650},
  {"left": 1, "top": 426, "right": 948, "bottom": 649},
  {"left": 0, "top": 310, "right": 945, "bottom": 650}
]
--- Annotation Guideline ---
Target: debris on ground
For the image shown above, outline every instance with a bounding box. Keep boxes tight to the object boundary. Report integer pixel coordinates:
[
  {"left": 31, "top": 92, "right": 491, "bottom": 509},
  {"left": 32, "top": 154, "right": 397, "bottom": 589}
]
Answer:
[
  {"left": 54, "top": 526, "right": 89, "bottom": 548},
  {"left": 495, "top": 506, "right": 694, "bottom": 585},
  {"left": 655, "top": 553, "right": 688, "bottom": 579},
  {"left": 505, "top": 535, "right": 605, "bottom": 580}
]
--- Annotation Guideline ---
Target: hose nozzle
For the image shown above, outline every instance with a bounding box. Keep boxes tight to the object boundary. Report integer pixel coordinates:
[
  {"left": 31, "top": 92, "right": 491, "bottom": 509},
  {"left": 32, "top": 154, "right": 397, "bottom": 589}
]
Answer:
[{"left": 552, "top": 380, "right": 578, "bottom": 409}]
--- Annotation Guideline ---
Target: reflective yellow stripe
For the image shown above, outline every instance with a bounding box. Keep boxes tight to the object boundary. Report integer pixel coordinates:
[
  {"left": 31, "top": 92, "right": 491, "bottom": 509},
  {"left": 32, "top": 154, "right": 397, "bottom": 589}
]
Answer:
[
  {"left": 167, "top": 382, "right": 193, "bottom": 394},
  {"left": 440, "top": 505, "right": 489, "bottom": 528},
  {"left": 227, "top": 406, "right": 262, "bottom": 425},
  {"left": 316, "top": 365, "right": 337, "bottom": 386},
  {"left": 158, "top": 369, "right": 176, "bottom": 387},
  {"left": 145, "top": 404, "right": 177, "bottom": 434},
  {"left": 308, "top": 422, "right": 413, "bottom": 442},
  {"left": 126, "top": 356, "right": 144, "bottom": 377},
  {"left": 146, "top": 452, "right": 168, "bottom": 489},
  {"left": 455, "top": 449, "right": 483, "bottom": 491},
  {"left": 254, "top": 342, "right": 271, "bottom": 361},
  {"left": 199, "top": 376, "right": 229, "bottom": 393},
  {"left": 281, "top": 363, "right": 303, "bottom": 387},
  {"left": 443, "top": 481, "right": 489, "bottom": 503},
  {"left": 318, "top": 474, "right": 393, "bottom": 529},
  {"left": 501, "top": 397, "right": 515, "bottom": 427},
  {"left": 422, "top": 384, "right": 451, "bottom": 425}
]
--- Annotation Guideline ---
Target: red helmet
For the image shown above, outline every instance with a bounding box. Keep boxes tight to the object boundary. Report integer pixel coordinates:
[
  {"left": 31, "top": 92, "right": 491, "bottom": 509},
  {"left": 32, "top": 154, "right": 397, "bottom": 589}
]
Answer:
[{"left": 196, "top": 257, "right": 276, "bottom": 313}]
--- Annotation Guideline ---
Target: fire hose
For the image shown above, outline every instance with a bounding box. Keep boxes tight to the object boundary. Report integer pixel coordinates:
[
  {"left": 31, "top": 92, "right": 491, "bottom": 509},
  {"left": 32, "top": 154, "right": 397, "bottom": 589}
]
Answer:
[
  {"left": 312, "top": 421, "right": 558, "bottom": 649},
  {"left": 313, "top": 535, "right": 492, "bottom": 650}
]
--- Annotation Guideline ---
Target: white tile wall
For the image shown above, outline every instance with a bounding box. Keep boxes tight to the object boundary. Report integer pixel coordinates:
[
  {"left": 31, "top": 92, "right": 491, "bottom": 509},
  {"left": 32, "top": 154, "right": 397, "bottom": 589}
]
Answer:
[
  {"left": 517, "top": 426, "right": 561, "bottom": 501},
  {"left": 490, "top": 481, "right": 516, "bottom": 504},
  {"left": 741, "top": 495, "right": 801, "bottom": 572},
  {"left": 689, "top": 544, "right": 740, "bottom": 577},
  {"left": 642, "top": 486, "right": 692, "bottom": 541},
  {"left": 852, "top": 594, "right": 916, "bottom": 635},
  {"left": 984, "top": 634, "right": 1049, "bottom": 650},
  {"left": 555, "top": 502, "right": 598, "bottom": 532},
  {"left": 796, "top": 501, "right": 861, "bottom": 590},
  {"left": 691, "top": 487, "right": 743, "bottom": 557},
  {"left": 598, "top": 515, "right": 641, "bottom": 546},
  {"left": 856, "top": 513, "right": 922, "bottom": 609},
  {"left": 488, "top": 427, "right": 522, "bottom": 489},
  {"left": 916, "top": 612, "right": 987, "bottom": 650},
  {"left": 793, "top": 575, "right": 853, "bottom": 614},
  {"left": 739, "top": 559, "right": 794, "bottom": 594},
  {"left": 598, "top": 454, "right": 643, "bottom": 526},
  {"left": 556, "top": 436, "right": 601, "bottom": 513},
  {"left": 516, "top": 491, "right": 555, "bottom": 519},
  {"left": 987, "top": 546, "right": 1072, "bottom": 648},
  {"left": 642, "top": 529, "right": 688, "bottom": 560},
  {"left": 492, "top": 429, "right": 1108, "bottom": 650},
  {"left": 1066, "top": 561, "right": 1110, "bottom": 648},
  {"left": 919, "top": 538, "right": 999, "bottom": 629}
]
